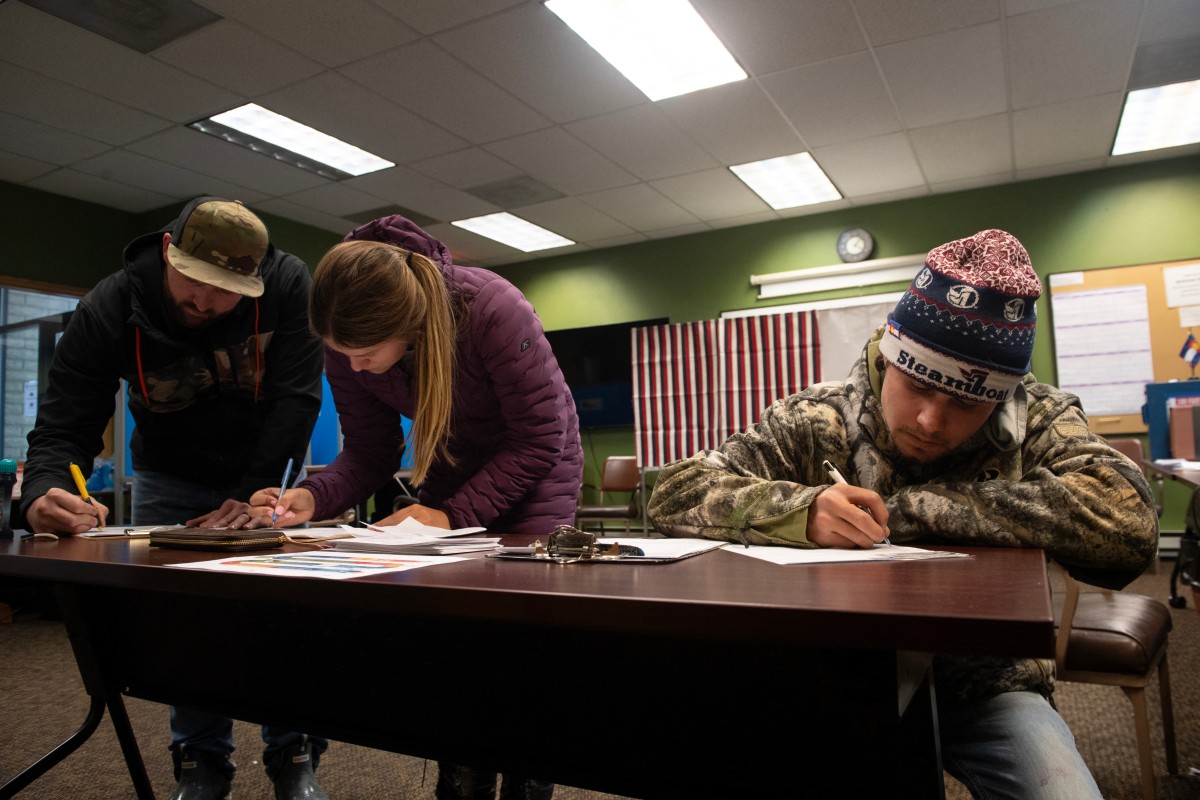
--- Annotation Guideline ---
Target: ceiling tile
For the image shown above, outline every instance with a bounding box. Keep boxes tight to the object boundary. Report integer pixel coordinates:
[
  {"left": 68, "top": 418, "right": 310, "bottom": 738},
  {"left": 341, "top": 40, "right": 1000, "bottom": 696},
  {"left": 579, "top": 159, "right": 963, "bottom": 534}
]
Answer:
[
  {"left": 344, "top": 165, "right": 499, "bottom": 222},
  {"left": 566, "top": 105, "right": 718, "bottom": 180},
  {"left": 1007, "top": 0, "right": 1141, "bottom": 109},
  {"left": 258, "top": 71, "right": 468, "bottom": 164},
  {"left": 814, "top": 132, "right": 926, "bottom": 196},
  {"left": 341, "top": 41, "right": 550, "bottom": 145},
  {"left": 1013, "top": 93, "right": 1124, "bottom": 169},
  {"left": 651, "top": 168, "right": 770, "bottom": 220},
  {"left": 0, "top": 149, "right": 57, "bottom": 183},
  {"left": 1138, "top": 0, "right": 1200, "bottom": 43},
  {"left": 73, "top": 149, "right": 268, "bottom": 202},
  {"left": 485, "top": 128, "right": 638, "bottom": 196},
  {"left": 0, "top": 3, "right": 237, "bottom": 124},
  {"left": 1128, "top": 34, "right": 1200, "bottom": 90},
  {"left": 434, "top": 3, "right": 644, "bottom": 123},
  {"left": 409, "top": 147, "right": 524, "bottom": 189},
  {"left": 128, "top": 126, "right": 330, "bottom": 194},
  {"left": 0, "top": 61, "right": 172, "bottom": 146},
  {"left": 513, "top": 197, "right": 634, "bottom": 243},
  {"left": 877, "top": 22, "right": 1008, "bottom": 128},
  {"left": 1015, "top": 157, "right": 1107, "bottom": 182},
  {"left": 909, "top": 113, "right": 1014, "bottom": 183},
  {"left": 692, "top": 0, "right": 867, "bottom": 75},
  {"left": 658, "top": 81, "right": 804, "bottom": 165},
  {"left": 153, "top": 19, "right": 325, "bottom": 96},
  {"left": 29, "top": 168, "right": 176, "bottom": 213},
  {"left": 855, "top": 0, "right": 1000, "bottom": 46},
  {"left": 281, "top": 182, "right": 391, "bottom": 217},
  {"left": 251, "top": 197, "right": 356, "bottom": 236},
  {"left": 196, "top": 0, "right": 419, "bottom": 67},
  {"left": 0, "top": 111, "right": 111, "bottom": 165},
  {"left": 707, "top": 210, "right": 780, "bottom": 229},
  {"left": 367, "top": 0, "right": 525, "bottom": 36},
  {"left": 761, "top": 52, "right": 903, "bottom": 147},
  {"left": 578, "top": 184, "right": 699, "bottom": 231}
]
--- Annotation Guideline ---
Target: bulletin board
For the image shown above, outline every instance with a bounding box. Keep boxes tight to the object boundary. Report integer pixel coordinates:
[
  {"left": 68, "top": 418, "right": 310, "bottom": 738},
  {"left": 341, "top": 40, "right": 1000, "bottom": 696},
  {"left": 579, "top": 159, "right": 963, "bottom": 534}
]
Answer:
[{"left": 1048, "top": 258, "right": 1200, "bottom": 435}]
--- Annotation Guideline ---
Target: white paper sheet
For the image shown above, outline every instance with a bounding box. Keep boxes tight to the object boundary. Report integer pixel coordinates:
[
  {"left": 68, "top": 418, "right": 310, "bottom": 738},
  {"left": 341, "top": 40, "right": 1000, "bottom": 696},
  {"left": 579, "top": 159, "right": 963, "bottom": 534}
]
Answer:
[{"left": 726, "top": 543, "right": 971, "bottom": 565}]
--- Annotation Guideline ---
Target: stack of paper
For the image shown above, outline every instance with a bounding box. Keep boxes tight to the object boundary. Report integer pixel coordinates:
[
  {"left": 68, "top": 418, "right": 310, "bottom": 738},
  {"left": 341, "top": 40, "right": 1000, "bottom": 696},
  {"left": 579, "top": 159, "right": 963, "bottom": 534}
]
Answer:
[{"left": 327, "top": 518, "right": 499, "bottom": 555}]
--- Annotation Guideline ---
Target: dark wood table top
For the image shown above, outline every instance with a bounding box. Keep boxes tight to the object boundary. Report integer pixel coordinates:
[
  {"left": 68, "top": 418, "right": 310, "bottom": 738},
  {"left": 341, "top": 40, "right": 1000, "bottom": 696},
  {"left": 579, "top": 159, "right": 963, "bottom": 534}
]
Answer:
[{"left": 0, "top": 533, "right": 1054, "bottom": 659}]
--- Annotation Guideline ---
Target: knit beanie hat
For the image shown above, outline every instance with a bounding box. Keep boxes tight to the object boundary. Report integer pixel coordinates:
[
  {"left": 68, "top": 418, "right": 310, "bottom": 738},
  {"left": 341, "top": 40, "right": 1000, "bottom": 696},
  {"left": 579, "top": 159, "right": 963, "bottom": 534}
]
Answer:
[{"left": 877, "top": 229, "right": 1040, "bottom": 403}]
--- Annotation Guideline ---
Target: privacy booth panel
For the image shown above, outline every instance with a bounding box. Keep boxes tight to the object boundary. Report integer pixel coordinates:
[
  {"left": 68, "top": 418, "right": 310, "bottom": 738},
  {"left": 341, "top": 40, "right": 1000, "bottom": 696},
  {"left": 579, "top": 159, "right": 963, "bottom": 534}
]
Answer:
[{"left": 634, "top": 312, "right": 820, "bottom": 468}]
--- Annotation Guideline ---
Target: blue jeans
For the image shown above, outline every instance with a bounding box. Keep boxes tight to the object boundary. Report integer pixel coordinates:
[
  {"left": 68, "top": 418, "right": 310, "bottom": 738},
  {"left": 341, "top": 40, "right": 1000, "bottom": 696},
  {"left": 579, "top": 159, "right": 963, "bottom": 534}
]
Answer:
[
  {"left": 940, "top": 690, "right": 1102, "bottom": 799},
  {"left": 134, "top": 469, "right": 326, "bottom": 779}
]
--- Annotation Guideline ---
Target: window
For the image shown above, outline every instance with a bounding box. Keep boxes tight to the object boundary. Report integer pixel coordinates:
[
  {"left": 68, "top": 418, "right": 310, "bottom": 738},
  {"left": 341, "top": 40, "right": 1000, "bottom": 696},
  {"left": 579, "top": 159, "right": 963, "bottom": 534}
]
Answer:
[{"left": 0, "top": 287, "right": 80, "bottom": 460}]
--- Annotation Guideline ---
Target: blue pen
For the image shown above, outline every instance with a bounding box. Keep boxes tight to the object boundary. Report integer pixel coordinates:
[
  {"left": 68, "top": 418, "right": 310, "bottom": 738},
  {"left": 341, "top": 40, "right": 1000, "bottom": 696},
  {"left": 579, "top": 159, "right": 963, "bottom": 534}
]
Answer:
[{"left": 272, "top": 457, "right": 294, "bottom": 526}]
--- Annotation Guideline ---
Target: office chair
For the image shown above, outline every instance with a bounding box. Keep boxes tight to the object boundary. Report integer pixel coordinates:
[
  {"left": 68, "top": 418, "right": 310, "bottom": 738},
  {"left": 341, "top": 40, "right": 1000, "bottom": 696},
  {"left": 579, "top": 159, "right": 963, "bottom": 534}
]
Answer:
[
  {"left": 574, "top": 456, "right": 643, "bottom": 534},
  {"left": 1053, "top": 565, "right": 1177, "bottom": 800}
]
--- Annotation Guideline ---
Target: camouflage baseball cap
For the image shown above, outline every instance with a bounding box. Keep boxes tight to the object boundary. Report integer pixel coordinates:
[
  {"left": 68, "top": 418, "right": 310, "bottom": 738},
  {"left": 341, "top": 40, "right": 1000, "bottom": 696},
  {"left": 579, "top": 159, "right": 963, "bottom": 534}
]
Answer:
[{"left": 165, "top": 197, "right": 267, "bottom": 297}]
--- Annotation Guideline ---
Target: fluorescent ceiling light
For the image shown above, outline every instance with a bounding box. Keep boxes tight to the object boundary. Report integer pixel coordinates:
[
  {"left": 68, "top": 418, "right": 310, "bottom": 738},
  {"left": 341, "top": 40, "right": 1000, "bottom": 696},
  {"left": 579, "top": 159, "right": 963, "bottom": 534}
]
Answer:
[
  {"left": 545, "top": 0, "right": 746, "bottom": 101},
  {"left": 1112, "top": 78, "right": 1200, "bottom": 155},
  {"left": 190, "top": 103, "right": 394, "bottom": 179},
  {"left": 452, "top": 213, "right": 575, "bottom": 252},
  {"left": 730, "top": 153, "right": 842, "bottom": 210}
]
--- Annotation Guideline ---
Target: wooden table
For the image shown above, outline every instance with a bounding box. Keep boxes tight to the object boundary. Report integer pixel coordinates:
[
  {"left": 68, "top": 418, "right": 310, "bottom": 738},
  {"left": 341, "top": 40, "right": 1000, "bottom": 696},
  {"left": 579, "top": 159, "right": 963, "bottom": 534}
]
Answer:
[{"left": 0, "top": 536, "right": 1054, "bottom": 799}]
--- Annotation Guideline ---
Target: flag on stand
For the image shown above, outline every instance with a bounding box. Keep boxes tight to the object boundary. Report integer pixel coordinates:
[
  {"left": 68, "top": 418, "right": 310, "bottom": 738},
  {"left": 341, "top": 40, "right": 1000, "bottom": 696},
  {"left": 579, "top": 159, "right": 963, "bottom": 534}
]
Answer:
[{"left": 1181, "top": 333, "right": 1200, "bottom": 366}]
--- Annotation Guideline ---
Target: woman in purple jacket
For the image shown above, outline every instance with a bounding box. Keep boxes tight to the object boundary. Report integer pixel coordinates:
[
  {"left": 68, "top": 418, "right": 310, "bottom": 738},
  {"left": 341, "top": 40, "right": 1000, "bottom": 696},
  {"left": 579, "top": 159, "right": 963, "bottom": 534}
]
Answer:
[
  {"left": 260, "top": 214, "right": 582, "bottom": 535},
  {"left": 253, "top": 215, "right": 581, "bottom": 799}
]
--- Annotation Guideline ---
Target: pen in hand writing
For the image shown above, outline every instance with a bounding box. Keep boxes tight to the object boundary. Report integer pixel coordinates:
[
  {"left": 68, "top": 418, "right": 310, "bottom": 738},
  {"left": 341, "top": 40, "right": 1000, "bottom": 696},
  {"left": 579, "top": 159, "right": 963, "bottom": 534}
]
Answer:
[
  {"left": 272, "top": 457, "right": 294, "bottom": 526},
  {"left": 69, "top": 462, "right": 104, "bottom": 531},
  {"left": 822, "top": 460, "right": 889, "bottom": 545}
]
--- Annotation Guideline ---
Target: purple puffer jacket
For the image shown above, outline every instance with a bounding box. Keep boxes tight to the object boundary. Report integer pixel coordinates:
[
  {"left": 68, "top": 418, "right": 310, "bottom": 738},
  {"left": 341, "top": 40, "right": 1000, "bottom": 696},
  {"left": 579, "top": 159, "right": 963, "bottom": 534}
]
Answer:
[{"left": 297, "top": 216, "right": 583, "bottom": 534}]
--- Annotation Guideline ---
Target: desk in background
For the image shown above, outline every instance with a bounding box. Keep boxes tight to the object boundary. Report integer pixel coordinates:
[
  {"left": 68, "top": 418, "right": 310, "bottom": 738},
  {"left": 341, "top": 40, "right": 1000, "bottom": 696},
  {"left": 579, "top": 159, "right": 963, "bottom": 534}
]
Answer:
[
  {"left": 0, "top": 536, "right": 1054, "bottom": 799},
  {"left": 1143, "top": 460, "right": 1200, "bottom": 609}
]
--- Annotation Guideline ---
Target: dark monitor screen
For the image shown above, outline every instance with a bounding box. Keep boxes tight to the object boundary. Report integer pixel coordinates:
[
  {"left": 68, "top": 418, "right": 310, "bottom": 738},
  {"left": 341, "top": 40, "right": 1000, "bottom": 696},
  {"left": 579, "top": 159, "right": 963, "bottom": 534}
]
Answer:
[{"left": 544, "top": 318, "right": 667, "bottom": 428}]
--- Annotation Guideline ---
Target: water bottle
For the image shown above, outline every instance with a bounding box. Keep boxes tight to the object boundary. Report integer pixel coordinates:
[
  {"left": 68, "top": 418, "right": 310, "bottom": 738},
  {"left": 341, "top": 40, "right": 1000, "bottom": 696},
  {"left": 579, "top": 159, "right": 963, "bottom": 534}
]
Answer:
[{"left": 0, "top": 459, "right": 16, "bottom": 540}]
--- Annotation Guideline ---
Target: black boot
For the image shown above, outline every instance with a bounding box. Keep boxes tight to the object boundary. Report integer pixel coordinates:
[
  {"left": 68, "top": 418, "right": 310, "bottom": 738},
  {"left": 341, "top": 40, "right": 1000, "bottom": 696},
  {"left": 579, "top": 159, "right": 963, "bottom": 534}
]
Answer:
[
  {"left": 271, "top": 741, "right": 330, "bottom": 800},
  {"left": 168, "top": 749, "right": 232, "bottom": 800}
]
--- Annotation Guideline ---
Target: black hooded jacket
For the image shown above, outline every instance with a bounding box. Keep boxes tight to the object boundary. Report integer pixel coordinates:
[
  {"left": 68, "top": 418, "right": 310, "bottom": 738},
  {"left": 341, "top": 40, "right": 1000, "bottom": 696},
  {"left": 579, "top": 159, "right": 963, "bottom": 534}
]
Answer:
[{"left": 21, "top": 218, "right": 324, "bottom": 516}]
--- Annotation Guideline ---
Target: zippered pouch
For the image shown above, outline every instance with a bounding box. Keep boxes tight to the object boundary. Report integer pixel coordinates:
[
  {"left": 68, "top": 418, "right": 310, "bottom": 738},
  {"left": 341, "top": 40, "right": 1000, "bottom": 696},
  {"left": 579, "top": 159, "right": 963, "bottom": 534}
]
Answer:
[{"left": 148, "top": 527, "right": 286, "bottom": 551}]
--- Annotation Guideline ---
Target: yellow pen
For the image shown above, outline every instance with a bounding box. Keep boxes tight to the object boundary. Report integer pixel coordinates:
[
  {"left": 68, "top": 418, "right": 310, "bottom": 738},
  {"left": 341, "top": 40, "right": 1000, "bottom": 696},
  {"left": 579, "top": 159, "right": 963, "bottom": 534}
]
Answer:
[{"left": 69, "top": 462, "right": 104, "bottom": 530}]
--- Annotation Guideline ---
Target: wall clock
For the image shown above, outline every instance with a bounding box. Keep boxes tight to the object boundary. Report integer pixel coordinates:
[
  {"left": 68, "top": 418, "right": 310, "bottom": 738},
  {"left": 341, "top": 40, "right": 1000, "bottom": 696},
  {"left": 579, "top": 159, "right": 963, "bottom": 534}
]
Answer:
[{"left": 836, "top": 227, "right": 874, "bottom": 263}]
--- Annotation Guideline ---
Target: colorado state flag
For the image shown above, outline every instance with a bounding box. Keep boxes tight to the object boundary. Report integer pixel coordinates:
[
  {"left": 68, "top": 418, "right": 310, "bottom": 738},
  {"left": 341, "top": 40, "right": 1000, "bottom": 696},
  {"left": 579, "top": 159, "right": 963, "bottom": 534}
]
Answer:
[{"left": 1181, "top": 333, "right": 1200, "bottom": 366}]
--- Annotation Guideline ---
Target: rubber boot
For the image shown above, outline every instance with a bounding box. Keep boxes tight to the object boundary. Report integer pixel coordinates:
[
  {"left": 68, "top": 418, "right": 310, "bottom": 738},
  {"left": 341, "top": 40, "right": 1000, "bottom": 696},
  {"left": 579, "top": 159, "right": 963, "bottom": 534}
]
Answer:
[
  {"left": 271, "top": 741, "right": 330, "bottom": 800},
  {"left": 168, "top": 749, "right": 233, "bottom": 800}
]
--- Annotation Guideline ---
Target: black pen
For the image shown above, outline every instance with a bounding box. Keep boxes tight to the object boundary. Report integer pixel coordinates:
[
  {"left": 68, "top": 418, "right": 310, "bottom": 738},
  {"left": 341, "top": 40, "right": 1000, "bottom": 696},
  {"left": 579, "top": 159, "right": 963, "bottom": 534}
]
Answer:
[{"left": 822, "top": 460, "right": 890, "bottom": 545}]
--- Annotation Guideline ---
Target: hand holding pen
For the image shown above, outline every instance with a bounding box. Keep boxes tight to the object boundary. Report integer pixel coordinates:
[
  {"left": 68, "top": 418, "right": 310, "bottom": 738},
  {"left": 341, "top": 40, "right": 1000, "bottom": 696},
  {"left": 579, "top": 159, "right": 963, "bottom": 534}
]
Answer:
[
  {"left": 69, "top": 462, "right": 107, "bottom": 531},
  {"left": 804, "top": 460, "right": 890, "bottom": 550},
  {"left": 272, "top": 457, "right": 294, "bottom": 526}
]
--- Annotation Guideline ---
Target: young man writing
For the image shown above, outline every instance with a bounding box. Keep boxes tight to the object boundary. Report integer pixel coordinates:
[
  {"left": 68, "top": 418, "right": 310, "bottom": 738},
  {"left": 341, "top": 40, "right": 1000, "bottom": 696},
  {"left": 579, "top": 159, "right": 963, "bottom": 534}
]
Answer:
[{"left": 648, "top": 229, "right": 1158, "bottom": 798}]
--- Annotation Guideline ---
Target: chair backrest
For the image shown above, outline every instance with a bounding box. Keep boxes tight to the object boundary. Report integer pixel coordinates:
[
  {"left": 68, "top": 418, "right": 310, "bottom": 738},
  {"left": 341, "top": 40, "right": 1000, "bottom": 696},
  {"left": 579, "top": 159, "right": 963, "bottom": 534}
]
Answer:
[
  {"left": 1106, "top": 436, "right": 1163, "bottom": 517},
  {"left": 601, "top": 456, "right": 641, "bottom": 494},
  {"left": 1108, "top": 437, "right": 1145, "bottom": 463}
]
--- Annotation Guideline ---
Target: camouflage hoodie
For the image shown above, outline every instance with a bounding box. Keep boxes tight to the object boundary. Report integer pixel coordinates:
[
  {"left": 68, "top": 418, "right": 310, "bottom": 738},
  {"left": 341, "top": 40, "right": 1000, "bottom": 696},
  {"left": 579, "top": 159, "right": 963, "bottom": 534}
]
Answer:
[{"left": 648, "top": 328, "right": 1158, "bottom": 703}]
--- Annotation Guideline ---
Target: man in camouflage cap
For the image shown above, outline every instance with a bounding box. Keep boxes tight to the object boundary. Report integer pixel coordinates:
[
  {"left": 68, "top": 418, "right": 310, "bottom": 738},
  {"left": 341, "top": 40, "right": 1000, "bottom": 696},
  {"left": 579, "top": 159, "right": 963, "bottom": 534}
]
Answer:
[
  {"left": 649, "top": 229, "right": 1157, "bottom": 799},
  {"left": 21, "top": 197, "right": 330, "bottom": 800}
]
